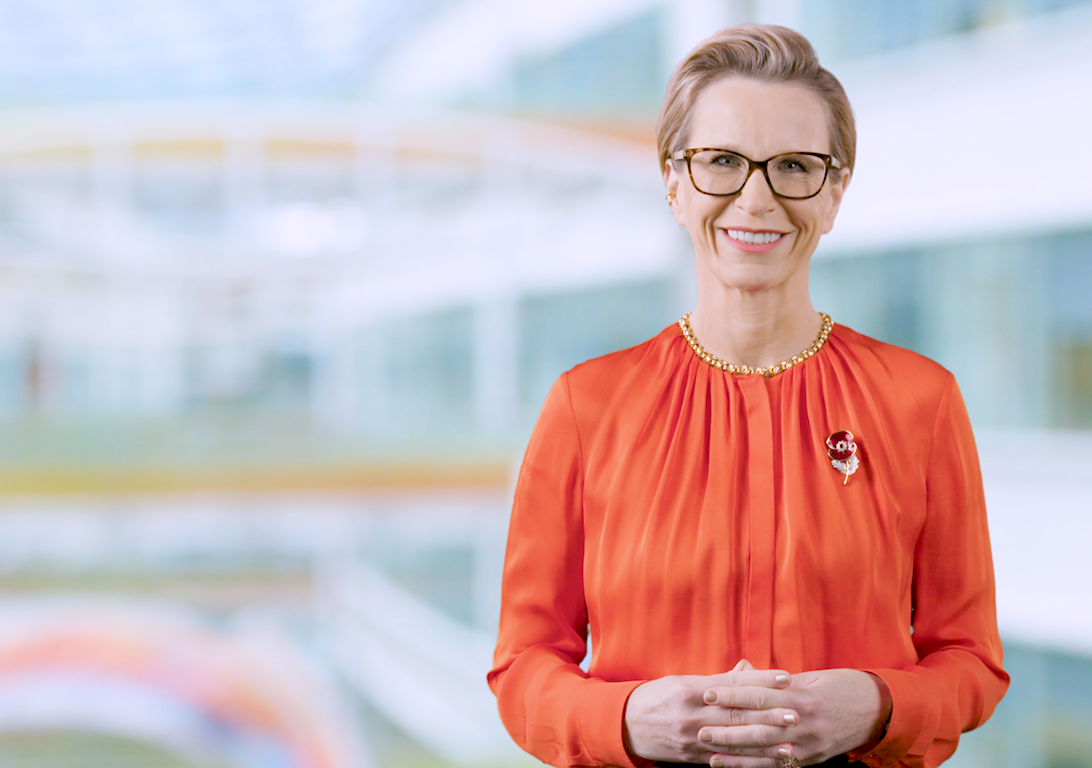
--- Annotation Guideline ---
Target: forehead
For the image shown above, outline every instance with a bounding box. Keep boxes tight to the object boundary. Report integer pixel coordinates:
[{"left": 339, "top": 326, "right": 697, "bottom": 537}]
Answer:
[{"left": 686, "top": 77, "right": 831, "bottom": 157}]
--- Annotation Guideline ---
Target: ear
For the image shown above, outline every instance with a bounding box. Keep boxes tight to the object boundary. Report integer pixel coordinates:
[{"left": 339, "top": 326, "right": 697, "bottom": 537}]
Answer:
[
  {"left": 821, "top": 168, "right": 851, "bottom": 235},
  {"left": 663, "top": 161, "right": 684, "bottom": 226}
]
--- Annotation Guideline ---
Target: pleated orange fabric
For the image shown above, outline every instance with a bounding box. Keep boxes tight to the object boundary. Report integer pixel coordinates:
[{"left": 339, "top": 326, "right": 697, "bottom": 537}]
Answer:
[{"left": 488, "top": 322, "right": 1008, "bottom": 768}]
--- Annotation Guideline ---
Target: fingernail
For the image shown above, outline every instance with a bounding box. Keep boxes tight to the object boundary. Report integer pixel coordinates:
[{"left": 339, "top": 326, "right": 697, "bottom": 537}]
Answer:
[
  {"left": 784, "top": 714, "right": 797, "bottom": 725},
  {"left": 704, "top": 690, "right": 718, "bottom": 704},
  {"left": 699, "top": 729, "right": 713, "bottom": 743},
  {"left": 775, "top": 673, "right": 790, "bottom": 685},
  {"left": 778, "top": 747, "right": 791, "bottom": 758}
]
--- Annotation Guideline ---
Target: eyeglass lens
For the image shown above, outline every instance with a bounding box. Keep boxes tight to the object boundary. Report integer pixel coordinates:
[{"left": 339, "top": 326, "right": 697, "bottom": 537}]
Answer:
[{"left": 688, "top": 150, "right": 828, "bottom": 198}]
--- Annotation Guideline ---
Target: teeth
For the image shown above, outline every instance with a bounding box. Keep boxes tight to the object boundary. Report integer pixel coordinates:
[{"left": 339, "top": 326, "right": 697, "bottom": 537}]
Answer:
[{"left": 726, "top": 229, "right": 783, "bottom": 245}]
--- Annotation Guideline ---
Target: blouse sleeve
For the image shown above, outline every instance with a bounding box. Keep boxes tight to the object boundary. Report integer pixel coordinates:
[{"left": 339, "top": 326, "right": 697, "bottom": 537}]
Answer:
[
  {"left": 850, "top": 375, "right": 1010, "bottom": 767},
  {"left": 487, "top": 373, "right": 650, "bottom": 768}
]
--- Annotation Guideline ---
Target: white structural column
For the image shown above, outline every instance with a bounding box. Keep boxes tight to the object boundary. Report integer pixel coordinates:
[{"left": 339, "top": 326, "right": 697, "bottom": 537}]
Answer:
[
  {"left": 96, "top": 289, "right": 132, "bottom": 416},
  {"left": 126, "top": 287, "right": 185, "bottom": 417},
  {"left": 146, "top": 288, "right": 187, "bottom": 417},
  {"left": 473, "top": 296, "right": 519, "bottom": 435},
  {"left": 354, "top": 125, "right": 398, "bottom": 265},
  {"left": 312, "top": 334, "right": 359, "bottom": 434},
  {"left": 359, "top": 322, "right": 395, "bottom": 440},
  {"left": 662, "top": 0, "right": 744, "bottom": 69},
  {"left": 354, "top": 125, "right": 398, "bottom": 205},
  {"left": 473, "top": 127, "right": 523, "bottom": 437},
  {"left": 753, "top": 0, "right": 801, "bottom": 29},
  {"left": 311, "top": 287, "right": 363, "bottom": 435},
  {"left": 90, "top": 123, "right": 132, "bottom": 258},
  {"left": 223, "top": 121, "right": 266, "bottom": 247},
  {"left": 472, "top": 509, "right": 511, "bottom": 635}
]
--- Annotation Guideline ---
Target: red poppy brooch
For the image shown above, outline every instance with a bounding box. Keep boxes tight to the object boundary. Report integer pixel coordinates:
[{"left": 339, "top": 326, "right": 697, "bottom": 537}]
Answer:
[{"left": 826, "top": 430, "right": 860, "bottom": 485}]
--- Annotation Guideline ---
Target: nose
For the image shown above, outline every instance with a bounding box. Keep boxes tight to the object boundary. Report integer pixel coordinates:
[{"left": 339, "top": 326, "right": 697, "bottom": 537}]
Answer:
[{"left": 733, "top": 166, "right": 777, "bottom": 216}]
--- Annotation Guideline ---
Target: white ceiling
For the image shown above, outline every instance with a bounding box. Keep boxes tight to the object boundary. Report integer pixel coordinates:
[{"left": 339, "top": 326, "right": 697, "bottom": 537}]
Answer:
[{"left": 0, "top": 0, "right": 448, "bottom": 102}]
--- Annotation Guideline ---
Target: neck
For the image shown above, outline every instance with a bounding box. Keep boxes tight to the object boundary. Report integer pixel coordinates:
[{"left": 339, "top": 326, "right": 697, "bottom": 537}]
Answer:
[{"left": 688, "top": 283, "right": 822, "bottom": 370}]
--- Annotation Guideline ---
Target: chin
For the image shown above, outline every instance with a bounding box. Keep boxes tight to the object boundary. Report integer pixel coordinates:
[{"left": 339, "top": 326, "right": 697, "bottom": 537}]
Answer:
[{"left": 713, "top": 264, "right": 785, "bottom": 294}]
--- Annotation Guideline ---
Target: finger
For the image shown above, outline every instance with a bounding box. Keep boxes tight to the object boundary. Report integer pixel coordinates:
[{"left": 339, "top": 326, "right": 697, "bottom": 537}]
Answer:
[
  {"left": 732, "top": 659, "right": 756, "bottom": 672},
  {"left": 707, "top": 669, "right": 791, "bottom": 691},
  {"left": 698, "top": 724, "right": 786, "bottom": 750},
  {"left": 704, "top": 705, "right": 799, "bottom": 728},
  {"left": 708, "top": 749, "right": 793, "bottom": 768},
  {"left": 703, "top": 685, "right": 789, "bottom": 709},
  {"left": 697, "top": 724, "right": 794, "bottom": 755}
]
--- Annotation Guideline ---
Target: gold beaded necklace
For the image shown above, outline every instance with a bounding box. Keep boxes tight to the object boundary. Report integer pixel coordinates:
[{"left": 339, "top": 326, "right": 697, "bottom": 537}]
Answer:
[{"left": 678, "top": 312, "right": 833, "bottom": 377}]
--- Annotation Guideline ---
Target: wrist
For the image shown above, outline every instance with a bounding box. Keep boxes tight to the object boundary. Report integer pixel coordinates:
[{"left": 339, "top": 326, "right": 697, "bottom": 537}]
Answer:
[
  {"left": 622, "top": 681, "right": 650, "bottom": 760},
  {"left": 860, "top": 672, "right": 893, "bottom": 750}
]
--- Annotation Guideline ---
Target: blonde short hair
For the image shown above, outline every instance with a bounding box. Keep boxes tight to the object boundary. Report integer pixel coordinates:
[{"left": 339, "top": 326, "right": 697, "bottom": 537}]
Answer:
[{"left": 656, "top": 24, "right": 855, "bottom": 178}]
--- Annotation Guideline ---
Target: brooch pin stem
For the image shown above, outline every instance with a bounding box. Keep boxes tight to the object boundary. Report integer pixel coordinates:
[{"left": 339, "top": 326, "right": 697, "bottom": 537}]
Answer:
[{"left": 826, "top": 431, "right": 859, "bottom": 485}]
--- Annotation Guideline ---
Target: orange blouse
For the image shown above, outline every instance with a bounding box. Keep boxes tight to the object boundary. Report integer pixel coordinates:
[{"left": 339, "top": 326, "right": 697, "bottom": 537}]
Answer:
[{"left": 488, "top": 321, "right": 1008, "bottom": 768}]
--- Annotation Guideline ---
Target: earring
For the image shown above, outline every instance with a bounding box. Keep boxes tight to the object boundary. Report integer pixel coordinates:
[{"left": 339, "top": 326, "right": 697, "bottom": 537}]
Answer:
[{"left": 666, "top": 192, "right": 676, "bottom": 203}]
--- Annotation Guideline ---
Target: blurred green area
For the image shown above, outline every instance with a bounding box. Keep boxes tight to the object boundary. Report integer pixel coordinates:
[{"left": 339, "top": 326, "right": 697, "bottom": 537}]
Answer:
[{"left": 0, "top": 733, "right": 227, "bottom": 768}]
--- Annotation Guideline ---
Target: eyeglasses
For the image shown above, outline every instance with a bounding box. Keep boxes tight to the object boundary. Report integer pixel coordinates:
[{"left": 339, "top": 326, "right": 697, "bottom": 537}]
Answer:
[{"left": 672, "top": 148, "right": 842, "bottom": 200}]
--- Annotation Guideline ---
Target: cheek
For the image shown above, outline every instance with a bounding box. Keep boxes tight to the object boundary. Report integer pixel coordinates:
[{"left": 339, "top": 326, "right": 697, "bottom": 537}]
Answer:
[
  {"left": 683, "top": 201, "right": 728, "bottom": 236},
  {"left": 816, "top": 195, "right": 841, "bottom": 234},
  {"left": 786, "top": 193, "right": 839, "bottom": 236},
  {"left": 788, "top": 208, "right": 823, "bottom": 236}
]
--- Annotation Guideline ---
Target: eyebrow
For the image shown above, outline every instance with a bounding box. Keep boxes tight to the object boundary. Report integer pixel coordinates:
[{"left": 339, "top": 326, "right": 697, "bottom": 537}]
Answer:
[{"left": 684, "top": 147, "right": 831, "bottom": 159}]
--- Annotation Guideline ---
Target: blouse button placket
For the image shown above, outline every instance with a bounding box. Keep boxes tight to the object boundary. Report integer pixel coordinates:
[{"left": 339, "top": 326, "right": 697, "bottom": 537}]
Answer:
[{"left": 738, "top": 374, "right": 776, "bottom": 669}]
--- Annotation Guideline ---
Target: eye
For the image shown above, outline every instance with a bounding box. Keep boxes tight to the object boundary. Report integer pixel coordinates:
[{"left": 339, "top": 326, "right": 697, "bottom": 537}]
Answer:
[
  {"left": 774, "top": 158, "right": 809, "bottom": 175},
  {"left": 705, "top": 152, "right": 746, "bottom": 169}
]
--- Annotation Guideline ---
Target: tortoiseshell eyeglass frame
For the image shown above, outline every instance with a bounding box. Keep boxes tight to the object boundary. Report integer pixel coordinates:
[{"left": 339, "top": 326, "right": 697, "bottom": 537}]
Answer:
[{"left": 671, "top": 148, "right": 843, "bottom": 200}]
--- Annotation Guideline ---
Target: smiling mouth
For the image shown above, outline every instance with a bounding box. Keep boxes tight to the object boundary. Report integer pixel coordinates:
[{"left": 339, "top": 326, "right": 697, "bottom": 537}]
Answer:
[{"left": 724, "top": 229, "right": 785, "bottom": 245}]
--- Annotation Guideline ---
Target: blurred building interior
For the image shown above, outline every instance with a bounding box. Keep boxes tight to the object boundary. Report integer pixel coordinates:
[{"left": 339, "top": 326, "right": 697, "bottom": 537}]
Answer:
[{"left": 0, "top": 0, "right": 1090, "bottom": 766}]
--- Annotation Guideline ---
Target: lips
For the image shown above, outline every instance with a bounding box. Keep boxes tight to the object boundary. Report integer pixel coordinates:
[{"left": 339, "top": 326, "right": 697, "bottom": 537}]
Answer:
[
  {"left": 720, "top": 228, "right": 788, "bottom": 253},
  {"left": 724, "top": 229, "right": 785, "bottom": 245}
]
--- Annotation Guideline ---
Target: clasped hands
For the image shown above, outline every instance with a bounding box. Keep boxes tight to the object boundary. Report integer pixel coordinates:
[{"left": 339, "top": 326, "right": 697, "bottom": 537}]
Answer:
[{"left": 622, "top": 659, "right": 890, "bottom": 767}]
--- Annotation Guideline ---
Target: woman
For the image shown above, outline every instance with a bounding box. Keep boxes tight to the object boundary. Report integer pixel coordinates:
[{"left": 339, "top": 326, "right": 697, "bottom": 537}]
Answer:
[{"left": 488, "top": 24, "right": 1007, "bottom": 768}]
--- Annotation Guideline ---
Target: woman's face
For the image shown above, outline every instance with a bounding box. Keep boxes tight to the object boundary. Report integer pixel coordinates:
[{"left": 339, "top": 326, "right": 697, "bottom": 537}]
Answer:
[{"left": 664, "top": 77, "right": 850, "bottom": 298}]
